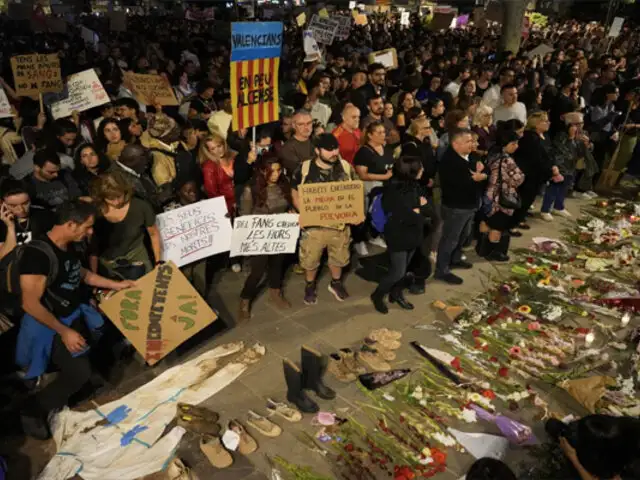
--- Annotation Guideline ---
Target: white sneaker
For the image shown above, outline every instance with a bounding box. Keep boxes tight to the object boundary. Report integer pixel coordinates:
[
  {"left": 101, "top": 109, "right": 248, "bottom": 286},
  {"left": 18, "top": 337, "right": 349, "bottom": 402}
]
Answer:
[
  {"left": 368, "top": 236, "right": 387, "bottom": 249},
  {"left": 231, "top": 263, "right": 242, "bottom": 273},
  {"left": 576, "top": 192, "right": 592, "bottom": 200},
  {"left": 554, "top": 209, "right": 572, "bottom": 218},
  {"left": 540, "top": 212, "right": 554, "bottom": 222},
  {"left": 528, "top": 203, "right": 537, "bottom": 212},
  {"left": 586, "top": 191, "right": 598, "bottom": 199},
  {"left": 355, "top": 241, "right": 369, "bottom": 256}
]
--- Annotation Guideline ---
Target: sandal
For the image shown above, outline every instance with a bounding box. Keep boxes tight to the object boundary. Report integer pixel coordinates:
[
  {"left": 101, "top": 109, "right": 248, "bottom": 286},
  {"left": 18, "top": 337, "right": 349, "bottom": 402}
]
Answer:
[
  {"left": 177, "top": 414, "right": 221, "bottom": 436},
  {"left": 228, "top": 420, "right": 258, "bottom": 454},
  {"left": 266, "top": 398, "right": 302, "bottom": 422},
  {"left": 365, "top": 335, "right": 401, "bottom": 351},
  {"left": 200, "top": 435, "right": 233, "bottom": 468},
  {"left": 177, "top": 403, "right": 219, "bottom": 423},
  {"left": 369, "top": 328, "right": 402, "bottom": 342},
  {"left": 246, "top": 410, "right": 282, "bottom": 437}
]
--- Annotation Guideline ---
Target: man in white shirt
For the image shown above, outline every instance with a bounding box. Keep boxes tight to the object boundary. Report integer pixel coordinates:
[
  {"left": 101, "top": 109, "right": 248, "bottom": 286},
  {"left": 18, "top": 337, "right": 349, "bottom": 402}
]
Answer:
[
  {"left": 443, "top": 65, "right": 471, "bottom": 98},
  {"left": 493, "top": 85, "right": 527, "bottom": 125},
  {"left": 481, "top": 67, "right": 516, "bottom": 110},
  {"left": 307, "top": 75, "right": 332, "bottom": 128}
]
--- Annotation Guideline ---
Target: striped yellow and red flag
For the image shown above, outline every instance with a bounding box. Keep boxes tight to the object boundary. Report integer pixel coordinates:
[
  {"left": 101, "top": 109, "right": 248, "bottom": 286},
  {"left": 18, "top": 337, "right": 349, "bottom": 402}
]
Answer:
[{"left": 230, "top": 57, "right": 280, "bottom": 132}]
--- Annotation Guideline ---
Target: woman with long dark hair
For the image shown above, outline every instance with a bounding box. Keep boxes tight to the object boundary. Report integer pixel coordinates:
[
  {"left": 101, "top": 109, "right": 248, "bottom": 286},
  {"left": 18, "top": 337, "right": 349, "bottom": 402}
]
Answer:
[
  {"left": 72, "top": 144, "right": 110, "bottom": 196},
  {"left": 237, "top": 155, "right": 293, "bottom": 321},
  {"left": 96, "top": 118, "right": 126, "bottom": 162}
]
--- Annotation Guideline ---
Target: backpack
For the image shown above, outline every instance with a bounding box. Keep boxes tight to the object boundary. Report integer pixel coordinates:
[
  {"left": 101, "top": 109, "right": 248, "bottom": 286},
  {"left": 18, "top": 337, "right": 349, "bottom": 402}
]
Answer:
[
  {"left": 299, "top": 158, "right": 353, "bottom": 184},
  {"left": 369, "top": 193, "right": 389, "bottom": 233},
  {"left": 0, "top": 240, "right": 59, "bottom": 301}
]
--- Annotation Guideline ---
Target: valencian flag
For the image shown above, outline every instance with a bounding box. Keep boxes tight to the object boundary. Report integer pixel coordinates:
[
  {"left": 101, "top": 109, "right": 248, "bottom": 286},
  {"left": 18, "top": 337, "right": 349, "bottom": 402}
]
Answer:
[{"left": 230, "top": 22, "right": 283, "bottom": 132}]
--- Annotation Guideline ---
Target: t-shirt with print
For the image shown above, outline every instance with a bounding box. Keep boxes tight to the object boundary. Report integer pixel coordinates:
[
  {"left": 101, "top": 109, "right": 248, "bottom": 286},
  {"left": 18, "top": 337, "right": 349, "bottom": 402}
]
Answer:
[
  {"left": 19, "top": 235, "right": 85, "bottom": 318},
  {"left": 28, "top": 171, "right": 82, "bottom": 210},
  {"left": 0, "top": 206, "right": 54, "bottom": 246},
  {"left": 353, "top": 145, "right": 394, "bottom": 175}
]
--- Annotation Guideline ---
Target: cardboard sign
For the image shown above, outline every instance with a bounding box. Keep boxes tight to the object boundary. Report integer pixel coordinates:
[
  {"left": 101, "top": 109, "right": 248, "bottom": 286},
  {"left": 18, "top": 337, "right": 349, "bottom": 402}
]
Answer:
[
  {"left": 126, "top": 72, "right": 178, "bottom": 106},
  {"left": 429, "top": 12, "right": 455, "bottom": 31},
  {"left": 608, "top": 17, "right": 624, "bottom": 38},
  {"left": 308, "top": 14, "right": 339, "bottom": 45},
  {"left": 230, "top": 22, "right": 283, "bottom": 131},
  {"left": 99, "top": 262, "right": 218, "bottom": 365},
  {"left": 368, "top": 48, "right": 398, "bottom": 70},
  {"left": 298, "top": 180, "right": 365, "bottom": 227},
  {"left": 185, "top": 7, "right": 215, "bottom": 22},
  {"left": 108, "top": 11, "right": 127, "bottom": 31},
  {"left": 303, "top": 30, "right": 322, "bottom": 63},
  {"left": 526, "top": 43, "right": 554, "bottom": 59},
  {"left": 0, "top": 88, "right": 13, "bottom": 119},
  {"left": 355, "top": 14, "right": 368, "bottom": 26},
  {"left": 334, "top": 15, "right": 351, "bottom": 40},
  {"left": 296, "top": 12, "right": 306, "bottom": 26},
  {"left": 230, "top": 214, "right": 299, "bottom": 257},
  {"left": 10, "top": 54, "right": 62, "bottom": 98},
  {"left": 318, "top": 8, "right": 329, "bottom": 18},
  {"left": 156, "top": 197, "right": 233, "bottom": 267},
  {"left": 485, "top": 1, "right": 503, "bottom": 23},
  {"left": 50, "top": 69, "right": 109, "bottom": 120},
  {"left": 400, "top": 11, "right": 410, "bottom": 26}
]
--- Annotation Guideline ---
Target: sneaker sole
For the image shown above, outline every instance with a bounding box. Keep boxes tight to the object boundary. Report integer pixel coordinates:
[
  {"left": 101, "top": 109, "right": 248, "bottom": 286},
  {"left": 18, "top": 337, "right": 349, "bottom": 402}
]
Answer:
[
  {"left": 328, "top": 284, "right": 347, "bottom": 302},
  {"left": 303, "top": 298, "right": 318, "bottom": 306}
]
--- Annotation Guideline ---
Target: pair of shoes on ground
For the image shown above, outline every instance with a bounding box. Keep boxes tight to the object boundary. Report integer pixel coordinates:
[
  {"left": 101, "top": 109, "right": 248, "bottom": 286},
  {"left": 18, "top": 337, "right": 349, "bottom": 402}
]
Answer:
[
  {"left": 357, "top": 329, "right": 403, "bottom": 371},
  {"left": 283, "top": 346, "right": 336, "bottom": 414},
  {"left": 238, "top": 288, "right": 291, "bottom": 322},
  {"left": 433, "top": 259, "right": 473, "bottom": 285},
  {"left": 304, "top": 280, "right": 349, "bottom": 305},
  {"left": 370, "top": 285, "right": 416, "bottom": 314},
  {"left": 328, "top": 348, "right": 367, "bottom": 382},
  {"left": 541, "top": 209, "right": 572, "bottom": 222}
]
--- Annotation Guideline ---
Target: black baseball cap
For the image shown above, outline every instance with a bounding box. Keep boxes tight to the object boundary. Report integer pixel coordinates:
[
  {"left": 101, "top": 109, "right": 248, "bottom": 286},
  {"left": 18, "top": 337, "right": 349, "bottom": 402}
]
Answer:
[{"left": 314, "top": 133, "right": 339, "bottom": 151}]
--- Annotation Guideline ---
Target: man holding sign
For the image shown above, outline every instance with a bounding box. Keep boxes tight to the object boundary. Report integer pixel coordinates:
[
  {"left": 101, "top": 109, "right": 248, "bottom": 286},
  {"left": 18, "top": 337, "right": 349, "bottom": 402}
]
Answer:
[{"left": 291, "top": 134, "right": 362, "bottom": 305}]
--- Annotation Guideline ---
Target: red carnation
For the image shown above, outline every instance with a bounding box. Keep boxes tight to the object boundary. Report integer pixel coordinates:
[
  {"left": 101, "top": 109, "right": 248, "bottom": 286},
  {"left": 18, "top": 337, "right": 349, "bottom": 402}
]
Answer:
[
  {"left": 482, "top": 389, "right": 496, "bottom": 400},
  {"left": 498, "top": 367, "right": 509, "bottom": 377},
  {"left": 450, "top": 357, "right": 462, "bottom": 372},
  {"left": 472, "top": 329, "right": 481, "bottom": 337}
]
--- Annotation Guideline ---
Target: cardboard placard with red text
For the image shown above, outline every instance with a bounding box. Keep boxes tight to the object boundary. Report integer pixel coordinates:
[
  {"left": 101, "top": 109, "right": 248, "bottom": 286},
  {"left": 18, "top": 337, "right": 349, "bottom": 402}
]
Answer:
[{"left": 299, "top": 180, "right": 365, "bottom": 227}]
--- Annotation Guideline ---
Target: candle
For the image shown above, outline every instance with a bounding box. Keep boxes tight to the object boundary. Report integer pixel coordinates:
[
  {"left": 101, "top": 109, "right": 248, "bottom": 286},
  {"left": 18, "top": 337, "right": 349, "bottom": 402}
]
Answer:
[
  {"left": 585, "top": 332, "right": 595, "bottom": 347},
  {"left": 621, "top": 313, "right": 631, "bottom": 327}
]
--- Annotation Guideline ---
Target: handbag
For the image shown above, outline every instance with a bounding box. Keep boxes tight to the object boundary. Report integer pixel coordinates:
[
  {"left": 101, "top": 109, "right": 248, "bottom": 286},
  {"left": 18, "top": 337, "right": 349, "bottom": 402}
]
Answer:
[{"left": 497, "top": 156, "right": 521, "bottom": 210}]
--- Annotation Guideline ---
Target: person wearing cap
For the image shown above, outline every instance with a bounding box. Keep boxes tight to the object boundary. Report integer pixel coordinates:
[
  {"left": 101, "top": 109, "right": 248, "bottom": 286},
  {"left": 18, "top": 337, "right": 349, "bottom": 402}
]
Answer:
[
  {"left": 476, "top": 129, "right": 524, "bottom": 262},
  {"left": 290, "top": 133, "right": 360, "bottom": 305},
  {"left": 141, "top": 111, "right": 182, "bottom": 187}
]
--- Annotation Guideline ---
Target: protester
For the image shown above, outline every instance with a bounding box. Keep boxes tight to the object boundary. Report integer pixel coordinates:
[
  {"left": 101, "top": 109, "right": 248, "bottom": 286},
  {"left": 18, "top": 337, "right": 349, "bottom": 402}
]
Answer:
[
  {"left": 200, "top": 133, "right": 237, "bottom": 216},
  {"left": 72, "top": 144, "right": 111, "bottom": 196},
  {"left": 143, "top": 112, "right": 181, "bottom": 187},
  {"left": 27, "top": 150, "right": 82, "bottom": 210},
  {"left": 96, "top": 118, "right": 126, "bottom": 162},
  {"left": 332, "top": 104, "right": 362, "bottom": 165},
  {"left": 493, "top": 84, "right": 527, "bottom": 125},
  {"left": 471, "top": 105, "right": 497, "bottom": 157},
  {"left": 279, "top": 110, "right": 314, "bottom": 177}
]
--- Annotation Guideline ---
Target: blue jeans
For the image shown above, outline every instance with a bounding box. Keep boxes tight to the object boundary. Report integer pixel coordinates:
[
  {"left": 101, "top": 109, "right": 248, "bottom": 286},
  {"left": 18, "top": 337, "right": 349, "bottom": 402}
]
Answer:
[
  {"left": 436, "top": 206, "right": 476, "bottom": 276},
  {"left": 541, "top": 175, "right": 573, "bottom": 213}
]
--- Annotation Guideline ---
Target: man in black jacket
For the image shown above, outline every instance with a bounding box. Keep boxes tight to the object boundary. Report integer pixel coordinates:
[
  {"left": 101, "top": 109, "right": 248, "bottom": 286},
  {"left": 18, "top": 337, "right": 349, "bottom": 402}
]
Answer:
[{"left": 435, "top": 129, "right": 487, "bottom": 285}]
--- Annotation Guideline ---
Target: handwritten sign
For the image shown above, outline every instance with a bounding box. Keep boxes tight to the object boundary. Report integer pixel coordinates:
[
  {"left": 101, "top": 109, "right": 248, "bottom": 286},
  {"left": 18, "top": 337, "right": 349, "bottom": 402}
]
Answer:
[
  {"left": 296, "top": 12, "right": 306, "bottom": 26},
  {"left": 369, "top": 48, "right": 398, "bottom": 70},
  {"left": 10, "top": 54, "right": 63, "bottom": 98},
  {"left": 231, "top": 214, "right": 299, "bottom": 257},
  {"left": 608, "top": 17, "right": 624, "bottom": 38},
  {"left": 354, "top": 14, "right": 368, "bottom": 26},
  {"left": 156, "top": 197, "right": 232, "bottom": 267},
  {"left": 50, "top": 69, "right": 109, "bottom": 120},
  {"left": 99, "top": 262, "right": 218, "bottom": 365},
  {"left": 125, "top": 72, "right": 178, "bottom": 106},
  {"left": 308, "top": 14, "right": 339, "bottom": 45},
  {"left": 334, "top": 15, "right": 351, "bottom": 40},
  {"left": 299, "top": 180, "right": 365, "bottom": 227},
  {"left": 0, "top": 88, "right": 13, "bottom": 119}
]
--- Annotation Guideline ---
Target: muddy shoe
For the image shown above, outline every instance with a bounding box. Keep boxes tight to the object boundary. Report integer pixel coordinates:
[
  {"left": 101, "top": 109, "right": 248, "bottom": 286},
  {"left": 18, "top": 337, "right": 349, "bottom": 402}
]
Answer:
[
  {"left": 369, "top": 328, "right": 402, "bottom": 342},
  {"left": 338, "top": 348, "right": 366, "bottom": 375},
  {"left": 167, "top": 458, "right": 199, "bottom": 480},
  {"left": 357, "top": 346, "right": 391, "bottom": 372},
  {"left": 200, "top": 435, "right": 233, "bottom": 468},
  {"left": 177, "top": 414, "right": 221, "bottom": 436},
  {"left": 328, "top": 353, "right": 357, "bottom": 383},
  {"left": 246, "top": 410, "right": 282, "bottom": 437},
  {"left": 365, "top": 335, "right": 401, "bottom": 351},
  {"left": 364, "top": 338, "right": 397, "bottom": 360},
  {"left": 266, "top": 398, "right": 302, "bottom": 422},
  {"left": 228, "top": 420, "right": 258, "bottom": 455},
  {"left": 177, "top": 403, "right": 219, "bottom": 423}
]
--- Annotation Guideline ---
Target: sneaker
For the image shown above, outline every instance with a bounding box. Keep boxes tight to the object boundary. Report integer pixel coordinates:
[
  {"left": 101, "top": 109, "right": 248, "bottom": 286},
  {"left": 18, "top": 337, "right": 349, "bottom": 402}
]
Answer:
[
  {"left": 554, "top": 209, "right": 572, "bottom": 218},
  {"left": 368, "top": 236, "right": 387, "bottom": 249},
  {"left": 328, "top": 353, "right": 357, "bottom": 382},
  {"left": 304, "top": 283, "right": 317, "bottom": 305},
  {"left": 576, "top": 192, "right": 592, "bottom": 200},
  {"left": 200, "top": 435, "right": 233, "bottom": 469},
  {"left": 435, "top": 272, "right": 464, "bottom": 285},
  {"left": 231, "top": 263, "right": 242, "bottom": 273},
  {"left": 540, "top": 212, "right": 554, "bottom": 222},
  {"left": 354, "top": 241, "right": 369, "bottom": 256},
  {"left": 167, "top": 458, "right": 198, "bottom": 480},
  {"left": 585, "top": 191, "right": 599, "bottom": 199},
  {"left": 429, "top": 251, "right": 437, "bottom": 263},
  {"left": 356, "top": 347, "right": 391, "bottom": 372},
  {"left": 338, "top": 348, "right": 367, "bottom": 374},
  {"left": 328, "top": 280, "right": 349, "bottom": 302},
  {"left": 451, "top": 260, "right": 473, "bottom": 270}
]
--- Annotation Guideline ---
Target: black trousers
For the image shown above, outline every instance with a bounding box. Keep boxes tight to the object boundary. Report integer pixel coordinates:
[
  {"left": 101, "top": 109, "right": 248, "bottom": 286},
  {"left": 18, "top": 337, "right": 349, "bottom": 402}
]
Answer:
[
  {"left": 511, "top": 182, "right": 540, "bottom": 228},
  {"left": 378, "top": 249, "right": 416, "bottom": 294},
  {"left": 240, "top": 254, "right": 285, "bottom": 299}
]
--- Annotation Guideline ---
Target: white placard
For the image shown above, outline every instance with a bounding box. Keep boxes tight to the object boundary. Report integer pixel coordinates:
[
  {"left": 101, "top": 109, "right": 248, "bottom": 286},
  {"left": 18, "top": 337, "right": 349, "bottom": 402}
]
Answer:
[
  {"left": 81, "top": 26, "right": 99, "bottom": 51},
  {"left": 401, "top": 11, "right": 410, "bottom": 26},
  {"left": 349, "top": 1, "right": 356, "bottom": 9},
  {"left": 230, "top": 214, "right": 300, "bottom": 257},
  {"left": 608, "top": 17, "right": 624, "bottom": 38},
  {"left": 303, "top": 30, "right": 322, "bottom": 63},
  {"left": 526, "top": 43, "right": 554, "bottom": 59},
  {"left": 334, "top": 15, "right": 351, "bottom": 40},
  {"left": 50, "top": 69, "right": 109, "bottom": 120},
  {"left": 0, "top": 88, "right": 13, "bottom": 119},
  {"left": 156, "top": 197, "right": 233, "bottom": 267},
  {"left": 375, "top": 51, "right": 395, "bottom": 69},
  {"left": 308, "top": 14, "right": 339, "bottom": 45}
]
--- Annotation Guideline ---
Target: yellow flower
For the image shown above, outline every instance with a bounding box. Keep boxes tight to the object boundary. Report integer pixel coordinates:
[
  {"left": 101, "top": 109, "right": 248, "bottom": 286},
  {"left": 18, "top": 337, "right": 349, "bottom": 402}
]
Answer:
[{"left": 518, "top": 305, "right": 532, "bottom": 314}]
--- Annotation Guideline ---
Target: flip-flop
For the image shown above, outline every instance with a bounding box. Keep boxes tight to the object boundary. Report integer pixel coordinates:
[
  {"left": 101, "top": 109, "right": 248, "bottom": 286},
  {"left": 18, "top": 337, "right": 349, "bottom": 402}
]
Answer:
[
  {"left": 246, "top": 410, "right": 282, "bottom": 437},
  {"left": 200, "top": 435, "right": 233, "bottom": 469},
  {"left": 228, "top": 420, "right": 258, "bottom": 454},
  {"left": 266, "top": 398, "right": 302, "bottom": 422}
]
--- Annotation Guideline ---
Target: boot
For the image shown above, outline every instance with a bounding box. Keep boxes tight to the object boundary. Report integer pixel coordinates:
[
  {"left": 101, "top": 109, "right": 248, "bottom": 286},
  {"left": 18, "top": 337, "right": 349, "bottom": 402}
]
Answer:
[
  {"left": 269, "top": 288, "right": 291, "bottom": 309},
  {"left": 389, "top": 287, "right": 414, "bottom": 310},
  {"left": 475, "top": 232, "right": 491, "bottom": 258},
  {"left": 238, "top": 299, "right": 251, "bottom": 322},
  {"left": 497, "top": 232, "right": 511, "bottom": 258},
  {"left": 370, "top": 288, "right": 388, "bottom": 314},
  {"left": 300, "top": 345, "right": 336, "bottom": 400},
  {"left": 485, "top": 238, "right": 509, "bottom": 262},
  {"left": 282, "top": 359, "right": 319, "bottom": 413}
]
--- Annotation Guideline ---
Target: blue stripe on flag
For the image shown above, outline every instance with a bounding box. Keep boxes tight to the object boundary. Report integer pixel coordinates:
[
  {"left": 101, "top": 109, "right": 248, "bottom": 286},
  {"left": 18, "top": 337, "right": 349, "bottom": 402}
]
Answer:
[{"left": 231, "top": 22, "right": 283, "bottom": 61}]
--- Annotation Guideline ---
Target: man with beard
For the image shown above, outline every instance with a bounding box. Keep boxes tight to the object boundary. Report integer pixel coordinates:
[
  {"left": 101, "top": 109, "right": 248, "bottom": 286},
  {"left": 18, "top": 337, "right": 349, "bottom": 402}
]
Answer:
[
  {"left": 361, "top": 95, "right": 400, "bottom": 145},
  {"left": 352, "top": 63, "right": 387, "bottom": 117},
  {"left": 291, "top": 134, "right": 360, "bottom": 305}
]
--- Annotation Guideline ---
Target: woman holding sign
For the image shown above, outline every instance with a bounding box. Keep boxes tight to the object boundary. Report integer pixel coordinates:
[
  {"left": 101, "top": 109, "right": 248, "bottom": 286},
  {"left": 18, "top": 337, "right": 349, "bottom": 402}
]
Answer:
[{"left": 237, "top": 155, "right": 293, "bottom": 321}]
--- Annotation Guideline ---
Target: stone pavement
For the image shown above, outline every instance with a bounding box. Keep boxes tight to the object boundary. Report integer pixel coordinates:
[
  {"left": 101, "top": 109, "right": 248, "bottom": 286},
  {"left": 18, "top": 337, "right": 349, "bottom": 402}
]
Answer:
[{"left": 2, "top": 198, "right": 591, "bottom": 480}]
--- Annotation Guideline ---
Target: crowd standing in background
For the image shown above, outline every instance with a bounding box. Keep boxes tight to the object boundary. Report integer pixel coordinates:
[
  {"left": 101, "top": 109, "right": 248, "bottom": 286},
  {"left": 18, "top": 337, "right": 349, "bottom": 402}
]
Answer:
[{"left": 0, "top": 9, "right": 640, "bottom": 478}]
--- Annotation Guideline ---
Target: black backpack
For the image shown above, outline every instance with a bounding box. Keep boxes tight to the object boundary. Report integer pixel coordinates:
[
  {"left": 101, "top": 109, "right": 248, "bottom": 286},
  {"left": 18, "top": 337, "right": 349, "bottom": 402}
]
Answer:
[{"left": 0, "top": 240, "right": 59, "bottom": 301}]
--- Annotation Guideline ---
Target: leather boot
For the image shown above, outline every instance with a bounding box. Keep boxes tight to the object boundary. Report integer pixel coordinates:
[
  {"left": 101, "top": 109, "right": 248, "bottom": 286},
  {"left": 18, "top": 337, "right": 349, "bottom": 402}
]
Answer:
[
  {"left": 238, "top": 299, "right": 251, "bottom": 322},
  {"left": 475, "top": 232, "right": 491, "bottom": 258},
  {"left": 301, "top": 345, "right": 336, "bottom": 400},
  {"left": 370, "top": 288, "right": 389, "bottom": 314},
  {"left": 389, "top": 286, "right": 414, "bottom": 310},
  {"left": 282, "top": 359, "right": 318, "bottom": 413},
  {"left": 268, "top": 288, "right": 291, "bottom": 309},
  {"left": 486, "top": 236, "right": 510, "bottom": 262},
  {"left": 497, "top": 232, "right": 511, "bottom": 258}
]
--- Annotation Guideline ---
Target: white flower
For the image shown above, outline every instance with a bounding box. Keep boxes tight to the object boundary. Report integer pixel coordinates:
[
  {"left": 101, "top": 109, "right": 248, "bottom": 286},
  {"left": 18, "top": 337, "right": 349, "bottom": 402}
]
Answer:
[
  {"left": 515, "top": 320, "right": 522, "bottom": 325},
  {"left": 419, "top": 399, "right": 427, "bottom": 407},
  {"left": 507, "top": 318, "right": 513, "bottom": 324},
  {"left": 460, "top": 408, "right": 477, "bottom": 423},
  {"left": 383, "top": 393, "right": 395, "bottom": 402},
  {"left": 432, "top": 432, "right": 457, "bottom": 447}
]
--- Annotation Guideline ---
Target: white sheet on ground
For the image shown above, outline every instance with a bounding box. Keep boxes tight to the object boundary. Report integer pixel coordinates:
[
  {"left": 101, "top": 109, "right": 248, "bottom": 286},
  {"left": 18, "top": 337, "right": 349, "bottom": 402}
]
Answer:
[{"left": 39, "top": 342, "right": 261, "bottom": 480}]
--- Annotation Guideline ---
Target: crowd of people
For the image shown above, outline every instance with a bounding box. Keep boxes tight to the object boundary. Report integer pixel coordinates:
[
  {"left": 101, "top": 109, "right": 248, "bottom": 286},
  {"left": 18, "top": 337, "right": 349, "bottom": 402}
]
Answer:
[{"left": 0, "top": 7, "right": 640, "bottom": 478}]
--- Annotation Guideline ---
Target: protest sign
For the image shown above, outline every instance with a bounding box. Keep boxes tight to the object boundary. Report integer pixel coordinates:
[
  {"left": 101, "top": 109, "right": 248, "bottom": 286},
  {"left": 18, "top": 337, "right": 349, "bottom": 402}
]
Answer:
[
  {"left": 608, "top": 17, "right": 624, "bottom": 38},
  {"left": 10, "top": 54, "right": 63, "bottom": 98},
  {"left": 99, "top": 262, "right": 218, "bottom": 365},
  {"left": 298, "top": 181, "right": 365, "bottom": 227},
  {"left": 318, "top": 8, "right": 329, "bottom": 18},
  {"left": 296, "top": 12, "right": 306, "bottom": 26},
  {"left": 108, "top": 11, "right": 127, "bottom": 31},
  {"left": 526, "top": 43, "right": 554, "bottom": 59},
  {"left": 50, "top": 69, "right": 109, "bottom": 120},
  {"left": 230, "top": 22, "right": 283, "bottom": 131},
  {"left": 156, "top": 196, "right": 233, "bottom": 267},
  {"left": 0, "top": 88, "right": 13, "bottom": 119},
  {"left": 303, "top": 30, "right": 322, "bottom": 63},
  {"left": 400, "top": 11, "right": 410, "bottom": 26},
  {"left": 368, "top": 48, "right": 398, "bottom": 70},
  {"left": 349, "top": 1, "right": 356, "bottom": 9},
  {"left": 485, "top": 1, "right": 503, "bottom": 23},
  {"left": 428, "top": 12, "right": 455, "bottom": 31},
  {"left": 81, "top": 26, "right": 99, "bottom": 50},
  {"left": 126, "top": 72, "right": 179, "bottom": 106},
  {"left": 230, "top": 214, "right": 300, "bottom": 257},
  {"left": 355, "top": 14, "right": 368, "bottom": 26},
  {"left": 185, "top": 7, "right": 215, "bottom": 22},
  {"left": 334, "top": 15, "right": 351, "bottom": 40},
  {"left": 308, "top": 14, "right": 339, "bottom": 45}
]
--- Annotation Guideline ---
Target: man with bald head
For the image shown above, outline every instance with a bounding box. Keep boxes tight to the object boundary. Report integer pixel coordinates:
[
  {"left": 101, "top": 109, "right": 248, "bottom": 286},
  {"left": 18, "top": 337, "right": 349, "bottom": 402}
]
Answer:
[
  {"left": 279, "top": 109, "right": 314, "bottom": 177},
  {"left": 332, "top": 103, "right": 362, "bottom": 165}
]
